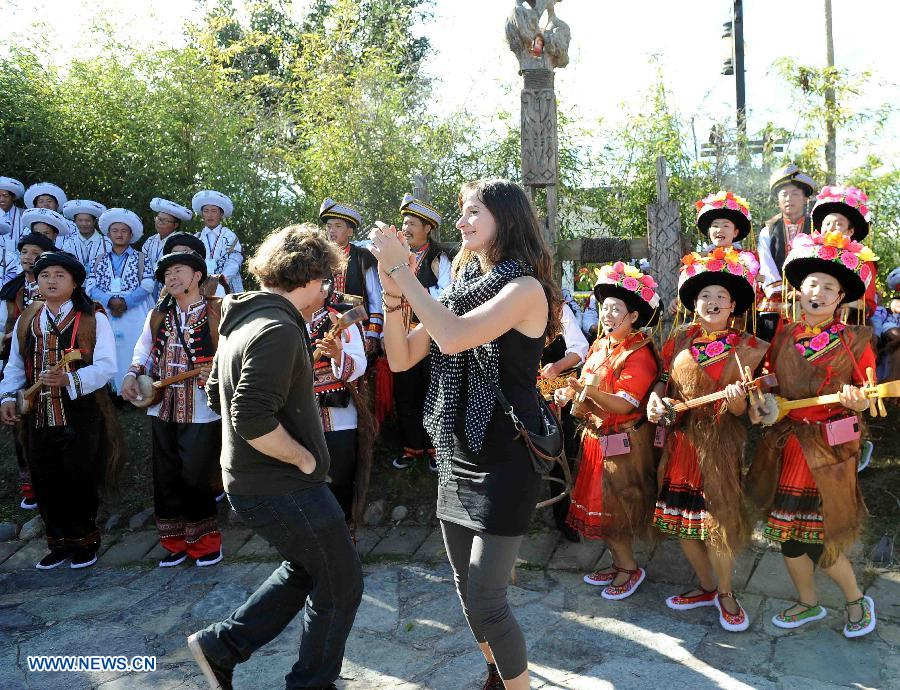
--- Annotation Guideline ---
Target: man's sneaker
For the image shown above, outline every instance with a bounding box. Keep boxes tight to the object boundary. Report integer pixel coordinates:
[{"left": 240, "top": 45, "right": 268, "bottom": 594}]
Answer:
[
  {"left": 715, "top": 592, "right": 750, "bottom": 632},
  {"left": 427, "top": 456, "right": 438, "bottom": 473},
  {"left": 772, "top": 602, "right": 827, "bottom": 629},
  {"left": 392, "top": 455, "right": 416, "bottom": 470},
  {"left": 70, "top": 549, "right": 98, "bottom": 569},
  {"left": 187, "top": 632, "right": 233, "bottom": 689},
  {"left": 20, "top": 497, "right": 38, "bottom": 510},
  {"left": 159, "top": 551, "right": 188, "bottom": 568},
  {"left": 215, "top": 492, "right": 226, "bottom": 503},
  {"left": 36, "top": 551, "right": 68, "bottom": 570},
  {"left": 195, "top": 549, "right": 223, "bottom": 567},
  {"left": 665, "top": 587, "right": 718, "bottom": 610},
  {"left": 858, "top": 440, "right": 874, "bottom": 472}
]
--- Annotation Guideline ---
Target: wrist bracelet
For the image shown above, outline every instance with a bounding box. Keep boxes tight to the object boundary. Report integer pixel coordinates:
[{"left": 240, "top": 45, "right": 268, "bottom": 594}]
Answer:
[
  {"left": 382, "top": 290, "right": 403, "bottom": 300},
  {"left": 387, "top": 262, "right": 409, "bottom": 276},
  {"left": 384, "top": 301, "right": 405, "bottom": 313}
]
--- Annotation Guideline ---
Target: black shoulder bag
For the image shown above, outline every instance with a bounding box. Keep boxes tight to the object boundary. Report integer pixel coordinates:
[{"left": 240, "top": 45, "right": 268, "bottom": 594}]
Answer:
[{"left": 473, "top": 352, "right": 572, "bottom": 508}]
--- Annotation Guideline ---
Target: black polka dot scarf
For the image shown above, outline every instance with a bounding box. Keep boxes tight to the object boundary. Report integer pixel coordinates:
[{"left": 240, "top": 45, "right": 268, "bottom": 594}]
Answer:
[{"left": 423, "top": 256, "right": 532, "bottom": 483}]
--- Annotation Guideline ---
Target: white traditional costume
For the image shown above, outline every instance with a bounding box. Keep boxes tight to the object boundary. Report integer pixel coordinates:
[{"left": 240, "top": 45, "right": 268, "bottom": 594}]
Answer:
[
  {"left": 61, "top": 200, "right": 110, "bottom": 273},
  {"left": 191, "top": 190, "right": 243, "bottom": 292}
]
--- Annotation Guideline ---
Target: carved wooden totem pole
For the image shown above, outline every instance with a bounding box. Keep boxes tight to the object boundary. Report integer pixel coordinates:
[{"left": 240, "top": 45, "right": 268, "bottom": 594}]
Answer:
[{"left": 505, "top": 0, "right": 570, "bottom": 249}]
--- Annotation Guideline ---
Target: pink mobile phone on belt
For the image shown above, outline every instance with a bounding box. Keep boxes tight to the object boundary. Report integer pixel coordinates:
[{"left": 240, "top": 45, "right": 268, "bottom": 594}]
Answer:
[
  {"left": 824, "top": 415, "right": 861, "bottom": 446},
  {"left": 653, "top": 425, "right": 667, "bottom": 448},
  {"left": 601, "top": 431, "right": 631, "bottom": 457}
]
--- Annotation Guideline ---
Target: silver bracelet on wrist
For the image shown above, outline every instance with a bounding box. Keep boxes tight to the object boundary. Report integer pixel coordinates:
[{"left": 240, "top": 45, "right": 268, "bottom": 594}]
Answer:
[{"left": 387, "top": 262, "right": 408, "bottom": 276}]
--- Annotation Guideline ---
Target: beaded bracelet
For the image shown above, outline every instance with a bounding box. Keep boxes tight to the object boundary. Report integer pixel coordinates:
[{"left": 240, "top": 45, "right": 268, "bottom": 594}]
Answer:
[{"left": 387, "top": 262, "right": 409, "bottom": 276}]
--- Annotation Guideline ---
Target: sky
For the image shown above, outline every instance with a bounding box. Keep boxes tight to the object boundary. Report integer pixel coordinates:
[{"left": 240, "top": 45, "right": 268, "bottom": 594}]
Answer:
[{"left": 2, "top": 0, "right": 898, "bottom": 175}]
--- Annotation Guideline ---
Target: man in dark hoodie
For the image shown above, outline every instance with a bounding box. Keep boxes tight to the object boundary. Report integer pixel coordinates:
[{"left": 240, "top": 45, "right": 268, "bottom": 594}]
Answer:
[{"left": 187, "top": 225, "right": 363, "bottom": 690}]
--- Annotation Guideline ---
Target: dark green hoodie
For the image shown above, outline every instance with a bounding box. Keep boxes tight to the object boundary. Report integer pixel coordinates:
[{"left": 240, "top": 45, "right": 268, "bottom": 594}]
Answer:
[{"left": 206, "top": 291, "right": 330, "bottom": 495}]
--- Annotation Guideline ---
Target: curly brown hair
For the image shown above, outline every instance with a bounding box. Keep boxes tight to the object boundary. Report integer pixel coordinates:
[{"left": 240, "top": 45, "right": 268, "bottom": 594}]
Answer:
[{"left": 248, "top": 223, "right": 346, "bottom": 291}]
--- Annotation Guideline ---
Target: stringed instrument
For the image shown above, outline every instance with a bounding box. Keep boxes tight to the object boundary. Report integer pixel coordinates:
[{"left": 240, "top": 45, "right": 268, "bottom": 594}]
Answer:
[
  {"left": 132, "top": 367, "right": 205, "bottom": 408},
  {"left": 659, "top": 373, "right": 778, "bottom": 426},
  {"left": 16, "top": 350, "right": 83, "bottom": 415},
  {"left": 311, "top": 305, "right": 368, "bottom": 361},
  {"left": 758, "top": 368, "right": 899, "bottom": 426}
]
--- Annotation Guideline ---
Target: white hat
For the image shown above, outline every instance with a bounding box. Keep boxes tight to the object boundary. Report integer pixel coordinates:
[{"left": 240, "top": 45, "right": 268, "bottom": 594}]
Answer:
[
  {"left": 62, "top": 199, "right": 107, "bottom": 220},
  {"left": 319, "top": 197, "right": 362, "bottom": 229},
  {"left": 400, "top": 193, "right": 441, "bottom": 227},
  {"left": 24, "top": 182, "right": 67, "bottom": 209},
  {"left": 21, "top": 208, "right": 70, "bottom": 236},
  {"left": 150, "top": 197, "right": 193, "bottom": 222},
  {"left": 191, "top": 190, "right": 233, "bottom": 218},
  {"left": 0, "top": 177, "right": 25, "bottom": 199},
  {"left": 0, "top": 216, "right": 10, "bottom": 236},
  {"left": 99, "top": 208, "right": 144, "bottom": 243}
]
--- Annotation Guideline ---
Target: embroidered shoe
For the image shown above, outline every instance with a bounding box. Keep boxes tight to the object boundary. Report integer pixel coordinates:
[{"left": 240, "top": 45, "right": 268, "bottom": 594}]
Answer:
[
  {"left": 187, "top": 632, "right": 234, "bottom": 690},
  {"left": 772, "top": 602, "right": 827, "bottom": 629},
  {"left": 70, "top": 549, "right": 98, "bottom": 569},
  {"left": 392, "top": 455, "right": 416, "bottom": 470},
  {"left": 195, "top": 549, "right": 223, "bottom": 567},
  {"left": 665, "top": 587, "right": 718, "bottom": 610},
  {"left": 36, "top": 551, "right": 69, "bottom": 570},
  {"left": 584, "top": 566, "right": 618, "bottom": 586},
  {"left": 602, "top": 567, "right": 646, "bottom": 600},
  {"left": 159, "top": 551, "right": 188, "bottom": 568},
  {"left": 843, "top": 595, "right": 876, "bottom": 638},
  {"left": 715, "top": 592, "right": 750, "bottom": 632}
]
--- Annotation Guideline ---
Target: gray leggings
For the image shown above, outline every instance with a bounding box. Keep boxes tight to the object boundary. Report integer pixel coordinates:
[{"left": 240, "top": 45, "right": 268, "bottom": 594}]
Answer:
[{"left": 440, "top": 520, "right": 527, "bottom": 679}]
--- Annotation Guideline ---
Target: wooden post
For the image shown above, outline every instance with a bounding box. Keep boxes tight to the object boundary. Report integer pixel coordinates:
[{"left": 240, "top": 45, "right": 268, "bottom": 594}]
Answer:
[{"left": 647, "top": 156, "right": 684, "bottom": 341}]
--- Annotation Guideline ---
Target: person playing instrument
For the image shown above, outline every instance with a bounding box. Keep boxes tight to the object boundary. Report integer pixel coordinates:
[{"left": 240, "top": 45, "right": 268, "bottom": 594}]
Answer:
[
  {"left": 810, "top": 185, "right": 877, "bottom": 321},
  {"left": 0, "top": 251, "right": 117, "bottom": 569},
  {"left": 646, "top": 247, "right": 766, "bottom": 632},
  {"left": 555, "top": 261, "right": 660, "bottom": 599},
  {"left": 192, "top": 190, "right": 243, "bottom": 293},
  {"left": 86, "top": 208, "right": 155, "bottom": 394},
  {"left": 60, "top": 200, "right": 110, "bottom": 273},
  {"left": 540, "top": 293, "right": 589, "bottom": 541},
  {"left": 122, "top": 248, "right": 224, "bottom": 568},
  {"left": 144, "top": 198, "right": 194, "bottom": 299},
  {"left": 371, "top": 179, "right": 562, "bottom": 690},
  {"left": 319, "top": 197, "right": 383, "bottom": 357},
  {"left": 157, "top": 233, "right": 229, "bottom": 299},
  {"left": 391, "top": 194, "right": 452, "bottom": 471},
  {"left": 746, "top": 231, "right": 878, "bottom": 638},
  {"left": 757, "top": 165, "right": 817, "bottom": 340},
  {"left": 0, "top": 232, "right": 56, "bottom": 510},
  {"left": 293, "top": 226, "right": 372, "bottom": 523}
]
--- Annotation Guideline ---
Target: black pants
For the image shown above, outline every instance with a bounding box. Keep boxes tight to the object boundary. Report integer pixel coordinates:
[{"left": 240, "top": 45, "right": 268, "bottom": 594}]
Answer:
[
  {"left": 151, "top": 418, "right": 221, "bottom": 554},
  {"left": 28, "top": 422, "right": 101, "bottom": 553},
  {"left": 324, "top": 428, "right": 357, "bottom": 521},
  {"left": 393, "top": 356, "right": 432, "bottom": 454},
  {"left": 198, "top": 486, "right": 362, "bottom": 688},
  {"left": 552, "top": 403, "right": 580, "bottom": 529}
]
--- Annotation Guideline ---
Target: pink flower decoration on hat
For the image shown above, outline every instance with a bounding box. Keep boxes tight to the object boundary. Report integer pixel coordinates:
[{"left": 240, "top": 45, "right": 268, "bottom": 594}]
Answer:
[
  {"left": 726, "top": 262, "right": 743, "bottom": 275},
  {"left": 809, "top": 332, "right": 830, "bottom": 352},
  {"left": 608, "top": 271, "right": 622, "bottom": 282},
  {"left": 818, "top": 245, "right": 837, "bottom": 260},
  {"left": 640, "top": 274, "right": 656, "bottom": 288},
  {"left": 685, "top": 265, "right": 696, "bottom": 277},
  {"left": 704, "top": 340, "right": 725, "bottom": 357},
  {"left": 706, "top": 259, "right": 724, "bottom": 272},
  {"left": 640, "top": 287, "right": 655, "bottom": 302},
  {"left": 840, "top": 252, "right": 859, "bottom": 270},
  {"left": 622, "top": 276, "right": 640, "bottom": 291},
  {"left": 612, "top": 261, "right": 625, "bottom": 273},
  {"left": 725, "top": 198, "right": 738, "bottom": 210}
]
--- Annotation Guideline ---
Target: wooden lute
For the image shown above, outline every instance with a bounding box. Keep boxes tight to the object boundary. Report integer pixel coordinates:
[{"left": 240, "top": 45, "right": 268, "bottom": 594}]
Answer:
[
  {"left": 759, "top": 368, "right": 899, "bottom": 425},
  {"left": 311, "top": 305, "right": 368, "bottom": 361},
  {"left": 16, "top": 350, "right": 83, "bottom": 415},
  {"left": 660, "top": 373, "right": 778, "bottom": 426},
  {"left": 132, "top": 367, "right": 205, "bottom": 408}
]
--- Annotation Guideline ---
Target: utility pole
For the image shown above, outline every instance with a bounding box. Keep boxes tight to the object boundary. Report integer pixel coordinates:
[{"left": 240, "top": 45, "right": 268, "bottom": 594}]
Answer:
[
  {"left": 824, "top": 0, "right": 837, "bottom": 184},
  {"left": 733, "top": 0, "right": 746, "bottom": 140}
]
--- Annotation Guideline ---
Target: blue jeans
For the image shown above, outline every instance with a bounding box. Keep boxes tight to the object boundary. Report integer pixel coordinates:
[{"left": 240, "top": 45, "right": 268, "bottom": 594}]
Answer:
[{"left": 196, "top": 484, "right": 363, "bottom": 688}]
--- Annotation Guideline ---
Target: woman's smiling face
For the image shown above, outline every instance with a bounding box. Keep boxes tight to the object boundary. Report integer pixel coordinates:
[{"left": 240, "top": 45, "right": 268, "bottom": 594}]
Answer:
[{"left": 456, "top": 191, "right": 497, "bottom": 253}]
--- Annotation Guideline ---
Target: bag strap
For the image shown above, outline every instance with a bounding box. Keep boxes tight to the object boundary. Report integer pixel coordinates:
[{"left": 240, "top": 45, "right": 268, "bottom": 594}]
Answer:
[{"left": 470, "top": 347, "right": 527, "bottom": 432}]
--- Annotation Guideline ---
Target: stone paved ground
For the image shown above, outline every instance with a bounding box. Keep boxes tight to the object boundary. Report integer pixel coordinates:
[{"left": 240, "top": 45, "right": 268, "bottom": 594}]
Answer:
[{"left": 0, "top": 523, "right": 897, "bottom": 689}]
